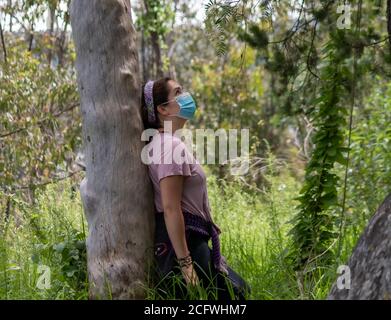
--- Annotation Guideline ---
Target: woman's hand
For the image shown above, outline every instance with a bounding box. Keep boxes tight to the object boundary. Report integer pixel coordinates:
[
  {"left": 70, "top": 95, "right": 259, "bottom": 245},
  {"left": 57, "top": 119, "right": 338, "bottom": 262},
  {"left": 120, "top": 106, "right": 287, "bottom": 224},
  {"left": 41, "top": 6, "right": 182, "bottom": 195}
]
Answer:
[{"left": 181, "top": 263, "right": 200, "bottom": 287}]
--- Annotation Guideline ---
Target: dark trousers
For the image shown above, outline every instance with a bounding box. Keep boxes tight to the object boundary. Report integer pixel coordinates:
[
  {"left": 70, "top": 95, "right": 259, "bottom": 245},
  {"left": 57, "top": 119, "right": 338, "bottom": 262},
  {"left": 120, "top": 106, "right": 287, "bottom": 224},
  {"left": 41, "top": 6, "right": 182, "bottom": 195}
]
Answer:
[{"left": 152, "top": 213, "right": 251, "bottom": 300}]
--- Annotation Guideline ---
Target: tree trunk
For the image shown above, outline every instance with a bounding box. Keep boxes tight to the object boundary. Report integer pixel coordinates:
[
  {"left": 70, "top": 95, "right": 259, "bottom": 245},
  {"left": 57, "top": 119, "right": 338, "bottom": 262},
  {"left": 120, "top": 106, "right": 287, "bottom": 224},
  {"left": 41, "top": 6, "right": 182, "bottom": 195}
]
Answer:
[
  {"left": 46, "top": 3, "right": 56, "bottom": 66},
  {"left": 387, "top": 0, "right": 391, "bottom": 48},
  {"left": 70, "top": 0, "right": 155, "bottom": 299},
  {"left": 328, "top": 193, "right": 391, "bottom": 300},
  {"left": 151, "top": 31, "right": 163, "bottom": 78},
  {"left": 142, "top": 0, "right": 163, "bottom": 79}
]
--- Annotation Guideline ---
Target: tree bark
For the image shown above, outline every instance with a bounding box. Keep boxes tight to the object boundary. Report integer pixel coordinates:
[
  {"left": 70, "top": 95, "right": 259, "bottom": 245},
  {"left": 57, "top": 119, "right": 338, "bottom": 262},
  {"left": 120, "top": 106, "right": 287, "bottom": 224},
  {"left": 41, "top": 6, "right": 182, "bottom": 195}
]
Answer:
[
  {"left": 70, "top": 0, "right": 155, "bottom": 299},
  {"left": 328, "top": 193, "right": 391, "bottom": 300}
]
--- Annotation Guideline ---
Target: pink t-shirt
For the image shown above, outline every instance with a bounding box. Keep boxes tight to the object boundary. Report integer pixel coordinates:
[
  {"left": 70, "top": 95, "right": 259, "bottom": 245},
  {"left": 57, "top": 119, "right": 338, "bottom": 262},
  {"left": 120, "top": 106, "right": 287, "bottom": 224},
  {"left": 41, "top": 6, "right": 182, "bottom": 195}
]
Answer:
[{"left": 146, "top": 132, "right": 213, "bottom": 222}]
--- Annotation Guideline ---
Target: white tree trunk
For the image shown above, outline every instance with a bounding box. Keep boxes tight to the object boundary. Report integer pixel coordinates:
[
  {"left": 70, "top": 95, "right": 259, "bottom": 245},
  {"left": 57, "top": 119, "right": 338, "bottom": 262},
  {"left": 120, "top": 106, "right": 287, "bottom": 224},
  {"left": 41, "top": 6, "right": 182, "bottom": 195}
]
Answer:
[{"left": 70, "top": 0, "right": 155, "bottom": 299}]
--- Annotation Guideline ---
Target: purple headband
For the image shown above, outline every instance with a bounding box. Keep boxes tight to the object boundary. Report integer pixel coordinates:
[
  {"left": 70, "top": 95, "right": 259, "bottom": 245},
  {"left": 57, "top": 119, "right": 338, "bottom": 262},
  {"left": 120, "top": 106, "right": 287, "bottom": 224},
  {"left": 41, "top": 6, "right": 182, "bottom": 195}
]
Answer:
[{"left": 144, "top": 80, "right": 155, "bottom": 124}]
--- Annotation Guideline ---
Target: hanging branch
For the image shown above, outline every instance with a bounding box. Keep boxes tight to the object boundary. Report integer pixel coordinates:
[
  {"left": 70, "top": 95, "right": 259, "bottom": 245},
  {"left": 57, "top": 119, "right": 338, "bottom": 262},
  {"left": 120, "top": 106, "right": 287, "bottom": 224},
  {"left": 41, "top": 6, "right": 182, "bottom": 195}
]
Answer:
[
  {"left": 337, "top": 0, "right": 363, "bottom": 259},
  {"left": 306, "top": 18, "right": 320, "bottom": 79}
]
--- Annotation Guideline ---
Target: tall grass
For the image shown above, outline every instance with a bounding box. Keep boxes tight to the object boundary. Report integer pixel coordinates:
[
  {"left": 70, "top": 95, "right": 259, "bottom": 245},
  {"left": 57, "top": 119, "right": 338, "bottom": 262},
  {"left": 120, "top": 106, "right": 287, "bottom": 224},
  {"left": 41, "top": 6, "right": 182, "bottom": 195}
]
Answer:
[
  {"left": 206, "top": 165, "right": 304, "bottom": 299},
  {"left": 0, "top": 180, "right": 88, "bottom": 299},
  {"left": 0, "top": 158, "right": 372, "bottom": 300}
]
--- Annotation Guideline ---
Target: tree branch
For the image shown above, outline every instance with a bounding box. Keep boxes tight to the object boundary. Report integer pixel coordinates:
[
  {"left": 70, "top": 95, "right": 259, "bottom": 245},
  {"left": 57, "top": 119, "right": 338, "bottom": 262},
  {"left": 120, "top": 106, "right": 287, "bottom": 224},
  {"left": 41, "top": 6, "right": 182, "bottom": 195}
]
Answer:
[
  {"left": 8, "top": 170, "right": 83, "bottom": 193},
  {"left": 0, "top": 103, "right": 79, "bottom": 139}
]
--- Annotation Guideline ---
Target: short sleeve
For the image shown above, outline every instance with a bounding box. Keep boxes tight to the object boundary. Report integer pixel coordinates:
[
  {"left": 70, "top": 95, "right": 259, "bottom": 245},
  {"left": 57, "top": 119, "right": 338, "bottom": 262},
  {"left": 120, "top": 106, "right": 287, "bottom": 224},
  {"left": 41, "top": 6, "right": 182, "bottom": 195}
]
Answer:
[
  {"left": 156, "top": 162, "right": 192, "bottom": 182},
  {"left": 156, "top": 136, "right": 194, "bottom": 182}
]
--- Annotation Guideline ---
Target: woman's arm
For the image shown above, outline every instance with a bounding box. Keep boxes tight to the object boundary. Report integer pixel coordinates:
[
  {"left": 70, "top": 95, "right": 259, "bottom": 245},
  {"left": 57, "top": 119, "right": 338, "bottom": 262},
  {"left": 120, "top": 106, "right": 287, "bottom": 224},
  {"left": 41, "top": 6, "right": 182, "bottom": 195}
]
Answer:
[{"left": 160, "top": 175, "right": 199, "bottom": 285}]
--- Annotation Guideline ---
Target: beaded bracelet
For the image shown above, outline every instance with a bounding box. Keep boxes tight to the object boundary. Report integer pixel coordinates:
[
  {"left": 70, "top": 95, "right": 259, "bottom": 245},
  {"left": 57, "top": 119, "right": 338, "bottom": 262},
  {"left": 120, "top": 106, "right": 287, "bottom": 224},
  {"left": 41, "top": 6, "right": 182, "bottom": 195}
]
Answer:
[
  {"left": 179, "top": 258, "right": 193, "bottom": 268},
  {"left": 177, "top": 253, "right": 192, "bottom": 268}
]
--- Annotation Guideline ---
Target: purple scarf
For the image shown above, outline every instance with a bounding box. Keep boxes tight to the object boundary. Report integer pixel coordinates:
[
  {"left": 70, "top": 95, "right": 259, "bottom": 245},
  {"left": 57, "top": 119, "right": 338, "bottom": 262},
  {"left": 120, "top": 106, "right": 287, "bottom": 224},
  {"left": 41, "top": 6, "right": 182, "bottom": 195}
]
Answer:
[{"left": 182, "top": 211, "right": 229, "bottom": 275}]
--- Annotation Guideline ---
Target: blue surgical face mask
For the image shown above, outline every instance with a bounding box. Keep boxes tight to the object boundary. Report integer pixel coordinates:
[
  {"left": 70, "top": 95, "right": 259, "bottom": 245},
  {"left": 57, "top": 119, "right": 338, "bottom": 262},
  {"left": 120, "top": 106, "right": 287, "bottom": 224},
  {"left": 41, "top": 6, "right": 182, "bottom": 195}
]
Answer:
[{"left": 161, "top": 92, "right": 197, "bottom": 120}]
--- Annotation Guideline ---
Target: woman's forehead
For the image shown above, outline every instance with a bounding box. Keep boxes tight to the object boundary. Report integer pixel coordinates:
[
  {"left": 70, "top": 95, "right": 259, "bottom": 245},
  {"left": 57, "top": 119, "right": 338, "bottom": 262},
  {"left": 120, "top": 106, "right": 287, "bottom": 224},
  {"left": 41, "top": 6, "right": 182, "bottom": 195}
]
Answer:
[{"left": 168, "top": 80, "right": 182, "bottom": 92}]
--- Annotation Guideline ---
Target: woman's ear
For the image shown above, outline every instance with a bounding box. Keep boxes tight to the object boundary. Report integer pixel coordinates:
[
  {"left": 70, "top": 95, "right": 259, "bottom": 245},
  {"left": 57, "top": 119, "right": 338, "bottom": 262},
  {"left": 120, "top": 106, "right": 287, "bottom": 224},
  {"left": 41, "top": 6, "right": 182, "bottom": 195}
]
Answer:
[{"left": 157, "top": 105, "right": 169, "bottom": 116}]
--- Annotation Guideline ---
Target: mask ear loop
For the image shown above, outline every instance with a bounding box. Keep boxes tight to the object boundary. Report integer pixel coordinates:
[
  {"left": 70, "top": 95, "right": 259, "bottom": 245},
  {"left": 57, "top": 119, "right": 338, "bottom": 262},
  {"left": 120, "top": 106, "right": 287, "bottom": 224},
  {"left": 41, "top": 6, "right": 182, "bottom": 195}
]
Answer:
[{"left": 157, "top": 97, "right": 182, "bottom": 118}]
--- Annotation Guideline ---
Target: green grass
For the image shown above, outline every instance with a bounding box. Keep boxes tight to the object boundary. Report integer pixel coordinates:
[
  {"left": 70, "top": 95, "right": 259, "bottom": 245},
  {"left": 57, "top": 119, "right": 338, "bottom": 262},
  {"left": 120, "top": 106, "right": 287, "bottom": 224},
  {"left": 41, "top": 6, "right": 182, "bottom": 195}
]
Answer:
[
  {"left": 0, "top": 181, "right": 88, "bottom": 299},
  {"left": 0, "top": 163, "right": 371, "bottom": 300}
]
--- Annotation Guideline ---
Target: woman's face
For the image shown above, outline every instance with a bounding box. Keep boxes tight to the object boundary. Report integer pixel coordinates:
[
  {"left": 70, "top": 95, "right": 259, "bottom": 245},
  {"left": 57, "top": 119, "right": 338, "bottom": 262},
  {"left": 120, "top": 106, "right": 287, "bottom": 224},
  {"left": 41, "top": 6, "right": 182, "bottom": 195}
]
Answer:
[{"left": 157, "top": 80, "right": 186, "bottom": 128}]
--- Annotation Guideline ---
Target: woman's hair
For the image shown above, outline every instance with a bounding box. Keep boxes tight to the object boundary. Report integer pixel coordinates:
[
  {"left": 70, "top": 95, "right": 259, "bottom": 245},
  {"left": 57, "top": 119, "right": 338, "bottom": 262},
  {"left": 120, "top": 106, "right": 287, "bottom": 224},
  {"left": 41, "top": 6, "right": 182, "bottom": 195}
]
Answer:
[{"left": 141, "top": 76, "right": 173, "bottom": 130}]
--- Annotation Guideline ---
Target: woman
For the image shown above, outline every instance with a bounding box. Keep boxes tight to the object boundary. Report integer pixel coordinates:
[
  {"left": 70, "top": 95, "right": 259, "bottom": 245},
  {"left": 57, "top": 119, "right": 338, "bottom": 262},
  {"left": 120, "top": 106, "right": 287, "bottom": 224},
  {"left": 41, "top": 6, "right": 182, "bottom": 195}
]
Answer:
[{"left": 141, "top": 76, "right": 251, "bottom": 300}]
